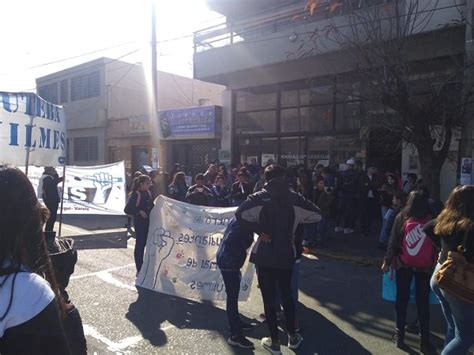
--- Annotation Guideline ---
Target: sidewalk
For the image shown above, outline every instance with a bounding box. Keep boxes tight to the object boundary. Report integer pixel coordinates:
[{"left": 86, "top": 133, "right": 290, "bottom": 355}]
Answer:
[
  {"left": 307, "top": 223, "right": 386, "bottom": 267},
  {"left": 57, "top": 214, "right": 385, "bottom": 266},
  {"left": 57, "top": 214, "right": 128, "bottom": 238}
]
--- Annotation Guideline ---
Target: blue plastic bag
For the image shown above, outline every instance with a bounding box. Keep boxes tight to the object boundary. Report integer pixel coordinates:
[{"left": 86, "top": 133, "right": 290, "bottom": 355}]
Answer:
[{"left": 382, "top": 270, "right": 439, "bottom": 304}]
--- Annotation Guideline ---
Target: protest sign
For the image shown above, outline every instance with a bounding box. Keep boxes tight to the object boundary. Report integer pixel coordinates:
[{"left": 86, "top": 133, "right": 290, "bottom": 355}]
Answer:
[
  {"left": 137, "top": 196, "right": 255, "bottom": 301},
  {"left": 0, "top": 92, "right": 66, "bottom": 166},
  {"left": 22, "top": 161, "right": 126, "bottom": 215}
]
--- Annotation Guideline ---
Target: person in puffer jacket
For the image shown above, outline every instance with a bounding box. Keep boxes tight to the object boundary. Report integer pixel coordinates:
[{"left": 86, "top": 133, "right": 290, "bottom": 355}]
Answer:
[
  {"left": 235, "top": 164, "right": 321, "bottom": 353},
  {"left": 217, "top": 219, "right": 255, "bottom": 349}
]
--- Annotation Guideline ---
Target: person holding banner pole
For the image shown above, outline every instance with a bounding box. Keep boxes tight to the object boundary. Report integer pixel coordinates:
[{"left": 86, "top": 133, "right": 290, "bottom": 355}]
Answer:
[
  {"left": 42, "top": 167, "right": 64, "bottom": 236},
  {"left": 217, "top": 219, "right": 255, "bottom": 349},
  {"left": 236, "top": 165, "right": 321, "bottom": 354}
]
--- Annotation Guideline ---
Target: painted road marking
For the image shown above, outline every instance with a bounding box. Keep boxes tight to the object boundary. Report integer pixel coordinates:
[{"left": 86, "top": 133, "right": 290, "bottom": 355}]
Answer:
[
  {"left": 83, "top": 324, "right": 143, "bottom": 353},
  {"left": 71, "top": 263, "right": 135, "bottom": 280}
]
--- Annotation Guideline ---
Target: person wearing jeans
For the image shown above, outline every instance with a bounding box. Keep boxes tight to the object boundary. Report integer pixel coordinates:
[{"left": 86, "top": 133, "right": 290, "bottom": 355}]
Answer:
[
  {"left": 430, "top": 264, "right": 474, "bottom": 354},
  {"left": 424, "top": 186, "right": 474, "bottom": 354},
  {"left": 236, "top": 165, "right": 321, "bottom": 353},
  {"left": 217, "top": 219, "right": 254, "bottom": 349}
]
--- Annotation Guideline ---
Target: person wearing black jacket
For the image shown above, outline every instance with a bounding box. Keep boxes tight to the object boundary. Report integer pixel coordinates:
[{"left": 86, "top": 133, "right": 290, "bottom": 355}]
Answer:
[
  {"left": 235, "top": 165, "right": 321, "bottom": 353},
  {"left": 42, "top": 166, "right": 64, "bottom": 232},
  {"left": 186, "top": 174, "right": 212, "bottom": 206},
  {"left": 358, "top": 166, "right": 379, "bottom": 236},
  {"left": 217, "top": 219, "right": 254, "bottom": 349},
  {"left": 125, "top": 175, "right": 153, "bottom": 274}
]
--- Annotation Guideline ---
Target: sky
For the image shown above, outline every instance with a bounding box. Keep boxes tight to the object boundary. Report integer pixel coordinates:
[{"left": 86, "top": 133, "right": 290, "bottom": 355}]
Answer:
[{"left": 0, "top": 0, "right": 223, "bottom": 92}]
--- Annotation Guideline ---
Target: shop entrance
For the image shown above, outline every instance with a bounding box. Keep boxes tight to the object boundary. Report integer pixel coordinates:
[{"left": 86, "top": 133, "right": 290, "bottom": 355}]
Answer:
[
  {"left": 367, "top": 128, "right": 402, "bottom": 173},
  {"left": 170, "top": 140, "right": 220, "bottom": 176}
]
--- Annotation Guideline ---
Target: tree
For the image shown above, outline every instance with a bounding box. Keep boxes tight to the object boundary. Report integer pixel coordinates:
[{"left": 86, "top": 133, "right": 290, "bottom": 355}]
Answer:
[{"left": 295, "top": 0, "right": 473, "bottom": 197}]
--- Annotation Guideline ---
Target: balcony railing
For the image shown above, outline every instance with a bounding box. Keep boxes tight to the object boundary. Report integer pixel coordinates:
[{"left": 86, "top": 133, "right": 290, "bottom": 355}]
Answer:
[{"left": 193, "top": 0, "right": 399, "bottom": 53}]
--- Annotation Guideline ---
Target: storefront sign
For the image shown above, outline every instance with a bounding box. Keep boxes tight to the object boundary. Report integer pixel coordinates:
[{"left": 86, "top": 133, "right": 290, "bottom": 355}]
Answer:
[{"left": 159, "top": 106, "right": 221, "bottom": 140}]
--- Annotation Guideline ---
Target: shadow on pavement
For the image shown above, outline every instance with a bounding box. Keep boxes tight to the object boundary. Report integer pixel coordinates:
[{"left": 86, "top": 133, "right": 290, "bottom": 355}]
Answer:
[
  {"left": 126, "top": 285, "right": 372, "bottom": 354},
  {"left": 126, "top": 287, "right": 256, "bottom": 354},
  {"left": 68, "top": 233, "right": 129, "bottom": 250},
  {"left": 298, "top": 257, "right": 446, "bottom": 354}
]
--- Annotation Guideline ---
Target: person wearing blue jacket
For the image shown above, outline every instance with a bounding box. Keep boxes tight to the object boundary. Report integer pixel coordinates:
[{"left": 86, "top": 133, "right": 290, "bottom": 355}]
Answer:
[{"left": 217, "top": 219, "right": 254, "bottom": 349}]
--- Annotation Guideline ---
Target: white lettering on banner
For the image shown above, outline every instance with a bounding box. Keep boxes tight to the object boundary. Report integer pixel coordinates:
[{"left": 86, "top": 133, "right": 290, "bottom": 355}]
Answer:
[
  {"left": 20, "top": 162, "right": 126, "bottom": 215},
  {"left": 136, "top": 196, "right": 255, "bottom": 301},
  {"left": 406, "top": 225, "right": 426, "bottom": 256},
  {"left": 0, "top": 92, "right": 66, "bottom": 166}
]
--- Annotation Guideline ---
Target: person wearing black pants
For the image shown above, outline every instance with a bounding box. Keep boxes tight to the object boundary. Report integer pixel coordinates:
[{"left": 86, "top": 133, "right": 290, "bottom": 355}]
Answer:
[
  {"left": 236, "top": 165, "right": 321, "bottom": 353},
  {"left": 124, "top": 175, "right": 153, "bottom": 274},
  {"left": 217, "top": 219, "right": 254, "bottom": 348},
  {"left": 41, "top": 167, "right": 64, "bottom": 233},
  {"left": 395, "top": 268, "right": 431, "bottom": 343},
  {"left": 257, "top": 267, "right": 295, "bottom": 341}
]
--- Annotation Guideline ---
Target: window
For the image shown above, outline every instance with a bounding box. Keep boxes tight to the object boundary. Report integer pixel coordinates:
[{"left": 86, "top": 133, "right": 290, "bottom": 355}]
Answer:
[
  {"left": 336, "top": 102, "right": 361, "bottom": 130},
  {"left": 60, "top": 79, "right": 68, "bottom": 104},
  {"left": 236, "top": 89, "right": 276, "bottom": 112},
  {"left": 74, "top": 136, "right": 98, "bottom": 161},
  {"left": 71, "top": 71, "right": 100, "bottom": 101},
  {"left": 235, "top": 111, "right": 277, "bottom": 134},
  {"left": 38, "top": 83, "right": 58, "bottom": 104}
]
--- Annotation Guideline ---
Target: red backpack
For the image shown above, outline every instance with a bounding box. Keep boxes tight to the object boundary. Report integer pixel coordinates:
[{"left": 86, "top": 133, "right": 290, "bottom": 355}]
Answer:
[{"left": 400, "top": 217, "right": 434, "bottom": 268}]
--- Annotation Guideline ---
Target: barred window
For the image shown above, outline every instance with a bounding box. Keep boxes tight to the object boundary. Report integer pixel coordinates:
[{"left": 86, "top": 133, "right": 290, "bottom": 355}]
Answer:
[
  {"left": 74, "top": 136, "right": 98, "bottom": 161},
  {"left": 71, "top": 71, "right": 100, "bottom": 101},
  {"left": 38, "top": 83, "right": 58, "bottom": 104}
]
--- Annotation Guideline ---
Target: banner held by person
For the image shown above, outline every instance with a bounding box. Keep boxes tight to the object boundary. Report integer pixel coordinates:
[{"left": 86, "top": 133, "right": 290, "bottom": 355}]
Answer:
[
  {"left": 0, "top": 92, "right": 66, "bottom": 167},
  {"left": 21, "top": 161, "right": 126, "bottom": 215},
  {"left": 137, "top": 196, "right": 255, "bottom": 301}
]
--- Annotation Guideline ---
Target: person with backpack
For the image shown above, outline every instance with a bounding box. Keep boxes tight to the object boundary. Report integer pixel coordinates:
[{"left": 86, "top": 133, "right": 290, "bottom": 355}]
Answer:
[
  {"left": 381, "top": 190, "right": 436, "bottom": 354},
  {"left": 124, "top": 175, "right": 153, "bottom": 274}
]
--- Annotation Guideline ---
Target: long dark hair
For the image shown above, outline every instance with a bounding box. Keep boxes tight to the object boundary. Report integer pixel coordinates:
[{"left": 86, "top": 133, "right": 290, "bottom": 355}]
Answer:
[
  {"left": 0, "top": 168, "right": 64, "bottom": 312},
  {"left": 401, "top": 190, "right": 431, "bottom": 221}
]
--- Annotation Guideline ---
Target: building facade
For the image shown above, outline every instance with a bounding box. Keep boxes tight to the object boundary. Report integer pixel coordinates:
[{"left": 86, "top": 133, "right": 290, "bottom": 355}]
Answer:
[
  {"left": 194, "top": 0, "right": 472, "bottom": 199},
  {"left": 36, "top": 58, "right": 225, "bottom": 174}
]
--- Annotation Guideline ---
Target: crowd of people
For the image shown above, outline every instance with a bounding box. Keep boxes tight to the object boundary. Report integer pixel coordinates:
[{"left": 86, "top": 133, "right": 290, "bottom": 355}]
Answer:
[{"left": 2, "top": 159, "right": 472, "bottom": 354}]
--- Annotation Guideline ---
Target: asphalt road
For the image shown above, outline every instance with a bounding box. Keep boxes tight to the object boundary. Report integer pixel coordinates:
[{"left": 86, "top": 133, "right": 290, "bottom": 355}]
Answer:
[{"left": 66, "top": 231, "right": 451, "bottom": 355}]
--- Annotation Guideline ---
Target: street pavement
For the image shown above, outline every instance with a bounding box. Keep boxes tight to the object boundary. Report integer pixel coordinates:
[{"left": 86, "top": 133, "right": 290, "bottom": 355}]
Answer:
[{"left": 62, "top": 216, "right": 452, "bottom": 355}]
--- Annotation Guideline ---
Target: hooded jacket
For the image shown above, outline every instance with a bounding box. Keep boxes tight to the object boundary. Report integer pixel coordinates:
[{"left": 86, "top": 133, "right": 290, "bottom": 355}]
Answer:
[
  {"left": 216, "top": 219, "right": 254, "bottom": 270},
  {"left": 235, "top": 177, "right": 321, "bottom": 270}
]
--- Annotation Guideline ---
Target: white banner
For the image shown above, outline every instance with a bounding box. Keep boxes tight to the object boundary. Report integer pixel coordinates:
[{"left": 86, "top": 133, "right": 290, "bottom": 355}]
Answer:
[
  {"left": 0, "top": 92, "right": 66, "bottom": 166},
  {"left": 136, "top": 196, "right": 255, "bottom": 301},
  {"left": 23, "top": 162, "right": 126, "bottom": 215}
]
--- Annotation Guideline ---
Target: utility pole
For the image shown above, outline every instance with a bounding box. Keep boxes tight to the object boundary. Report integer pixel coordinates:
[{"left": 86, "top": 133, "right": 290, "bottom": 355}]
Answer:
[{"left": 150, "top": 0, "right": 161, "bottom": 170}]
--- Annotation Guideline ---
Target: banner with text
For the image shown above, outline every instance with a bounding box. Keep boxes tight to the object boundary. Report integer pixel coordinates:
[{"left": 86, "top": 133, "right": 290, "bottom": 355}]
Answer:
[
  {"left": 22, "top": 161, "right": 126, "bottom": 215},
  {"left": 0, "top": 92, "right": 66, "bottom": 166},
  {"left": 136, "top": 196, "right": 255, "bottom": 301}
]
